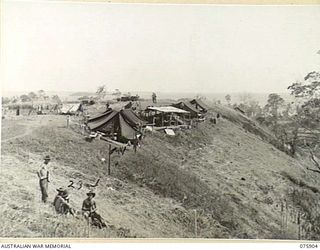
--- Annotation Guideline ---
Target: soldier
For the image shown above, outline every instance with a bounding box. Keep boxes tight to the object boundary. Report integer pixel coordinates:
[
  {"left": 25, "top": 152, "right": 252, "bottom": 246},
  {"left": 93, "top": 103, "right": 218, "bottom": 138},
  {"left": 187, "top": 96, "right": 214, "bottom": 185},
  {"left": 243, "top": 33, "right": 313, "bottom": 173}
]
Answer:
[
  {"left": 105, "top": 103, "right": 112, "bottom": 112},
  {"left": 53, "top": 189, "right": 75, "bottom": 215},
  {"left": 82, "top": 191, "right": 107, "bottom": 229},
  {"left": 37, "top": 155, "right": 51, "bottom": 203},
  {"left": 53, "top": 187, "right": 65, "bottom": 205},
  {"left": 152, "top": 93, "right": 157, "bottom": 104}
]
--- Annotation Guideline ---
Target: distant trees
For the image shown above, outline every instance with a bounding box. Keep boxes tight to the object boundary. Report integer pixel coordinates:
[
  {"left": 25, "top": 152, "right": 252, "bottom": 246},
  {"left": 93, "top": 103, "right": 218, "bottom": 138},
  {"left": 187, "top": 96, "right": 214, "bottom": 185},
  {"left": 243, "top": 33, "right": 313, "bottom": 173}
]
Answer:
[
  {"left": 51, "top": 95, "right": 61, "bottom": 103},
  {"left": 246, "top": 100, "right": 262, "bottom": 118},
  {"left": 28, "top": 92, "right": 37, "bottom": 100},
  {"left": 2, "top": 97, "right": 10, "bottom": 105},
  {"left": 20, "top": 94, "right": 31, "bottom": 102},
  {"left": 96, "top": 85, "right": 107, "bottom": 101},
  {"left": 230, "top": 93, "right": 262, "bottom": 119},
  {"left": 11, "top": 97, "right": 18, "bottom": 103},
  {"left": 112, "top": 89, "right": 121, "bottom": 98},
  {"left": 238, "top": 92, "right": 252, "bottom": 105},
  {"left": 37, "top": 90, "right": 46, "bottom": 98}
]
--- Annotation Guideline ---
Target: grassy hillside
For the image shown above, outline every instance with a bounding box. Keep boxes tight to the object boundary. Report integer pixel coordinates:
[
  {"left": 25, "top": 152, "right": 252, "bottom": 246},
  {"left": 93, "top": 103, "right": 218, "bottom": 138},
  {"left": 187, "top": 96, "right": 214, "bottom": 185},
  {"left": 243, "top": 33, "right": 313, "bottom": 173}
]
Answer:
[{"left": 1, "top": 105, "right": 320, "bottom": 239}]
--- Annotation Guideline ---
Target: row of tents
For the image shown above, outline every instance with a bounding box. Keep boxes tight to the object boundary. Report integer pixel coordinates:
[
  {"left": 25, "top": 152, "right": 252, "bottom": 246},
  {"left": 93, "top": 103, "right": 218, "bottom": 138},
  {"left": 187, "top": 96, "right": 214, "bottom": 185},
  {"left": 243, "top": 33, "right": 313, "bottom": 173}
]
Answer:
[{"left": 86, "top": 99, "right": 210, "bottom": 142}]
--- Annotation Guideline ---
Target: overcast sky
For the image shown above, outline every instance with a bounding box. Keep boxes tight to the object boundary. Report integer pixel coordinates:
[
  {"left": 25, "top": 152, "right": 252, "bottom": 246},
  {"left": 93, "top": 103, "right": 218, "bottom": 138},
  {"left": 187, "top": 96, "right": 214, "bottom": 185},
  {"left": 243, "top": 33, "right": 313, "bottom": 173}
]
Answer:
[{"left": 1, "top": 1, "right": 320, "bottom": 94}]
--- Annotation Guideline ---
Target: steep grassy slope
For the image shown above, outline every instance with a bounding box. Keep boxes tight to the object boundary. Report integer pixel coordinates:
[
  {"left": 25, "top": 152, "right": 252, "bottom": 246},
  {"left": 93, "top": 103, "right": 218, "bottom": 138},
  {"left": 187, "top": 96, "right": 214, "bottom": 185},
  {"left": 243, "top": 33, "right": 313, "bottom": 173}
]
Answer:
[{"left": 1, "top": 108, "right": 320, "bottom": 239}]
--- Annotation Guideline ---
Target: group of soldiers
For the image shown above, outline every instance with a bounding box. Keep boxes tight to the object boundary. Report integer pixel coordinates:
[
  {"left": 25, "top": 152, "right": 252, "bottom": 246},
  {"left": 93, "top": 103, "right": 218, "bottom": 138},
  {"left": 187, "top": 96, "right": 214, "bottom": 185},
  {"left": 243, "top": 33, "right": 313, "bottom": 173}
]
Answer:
[{"left": 37, "top": 155, "right": 107, "bottom": 229}]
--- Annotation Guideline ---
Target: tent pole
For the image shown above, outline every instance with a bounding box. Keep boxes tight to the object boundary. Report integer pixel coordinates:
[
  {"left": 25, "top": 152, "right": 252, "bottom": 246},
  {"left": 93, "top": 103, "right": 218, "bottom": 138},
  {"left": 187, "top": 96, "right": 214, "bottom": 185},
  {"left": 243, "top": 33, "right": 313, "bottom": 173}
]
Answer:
[
  {"left": 162, "top": 112, "right": 164, "bottom": 127},
  {"left": 108, "top": 144, "right": 111, "bottom": 175}
]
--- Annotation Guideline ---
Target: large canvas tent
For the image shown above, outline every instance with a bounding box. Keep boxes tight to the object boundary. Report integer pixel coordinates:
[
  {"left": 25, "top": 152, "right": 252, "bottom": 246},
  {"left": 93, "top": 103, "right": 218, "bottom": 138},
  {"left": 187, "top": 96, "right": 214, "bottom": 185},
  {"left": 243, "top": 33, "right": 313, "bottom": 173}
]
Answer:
[
  {"left": 87, "top": 109, "right": 146, "bottom": 141},
  {"left": 190, "top": 99, "right": 209, "bottom": 113}
]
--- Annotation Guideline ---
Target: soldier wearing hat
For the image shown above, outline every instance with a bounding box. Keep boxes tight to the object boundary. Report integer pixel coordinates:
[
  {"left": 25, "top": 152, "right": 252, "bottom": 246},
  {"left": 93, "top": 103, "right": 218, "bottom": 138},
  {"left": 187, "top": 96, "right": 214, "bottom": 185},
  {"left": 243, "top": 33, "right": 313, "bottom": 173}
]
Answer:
[
  {"left": 53, "top": 187, "right": 65, "bottom": 206},
  {"left": 82, "top": 191, "right": 107, "bottom": 229},
  {"left": 37, "top": 155, "right": 51, "bottom": 203},
  {"left": 53, "top": 189, "right": 75, "bottom": 215}
]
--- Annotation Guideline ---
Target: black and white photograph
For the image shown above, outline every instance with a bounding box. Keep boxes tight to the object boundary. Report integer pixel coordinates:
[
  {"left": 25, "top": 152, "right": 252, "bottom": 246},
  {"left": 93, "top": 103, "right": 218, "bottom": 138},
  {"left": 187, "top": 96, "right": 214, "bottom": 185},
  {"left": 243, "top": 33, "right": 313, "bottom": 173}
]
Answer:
[{"left": 1, "top": 0, "right": 320, "bottom": 241}]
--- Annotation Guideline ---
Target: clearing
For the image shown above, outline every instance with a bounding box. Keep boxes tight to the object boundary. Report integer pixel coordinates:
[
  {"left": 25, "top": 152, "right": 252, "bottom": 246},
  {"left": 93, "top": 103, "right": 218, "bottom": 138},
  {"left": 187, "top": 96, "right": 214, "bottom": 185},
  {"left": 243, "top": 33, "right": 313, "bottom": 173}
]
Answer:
[{"left": 1, "top": 104, "right": 320, "bottom": 239}]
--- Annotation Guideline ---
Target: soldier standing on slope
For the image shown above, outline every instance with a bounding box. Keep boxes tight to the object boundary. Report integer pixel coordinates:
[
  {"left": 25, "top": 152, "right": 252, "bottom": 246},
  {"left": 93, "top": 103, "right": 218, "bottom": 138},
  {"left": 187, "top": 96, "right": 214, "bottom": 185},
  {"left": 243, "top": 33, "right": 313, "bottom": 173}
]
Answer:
[{"left": 37, "top": 155, "right": 51, "bottom": 203}]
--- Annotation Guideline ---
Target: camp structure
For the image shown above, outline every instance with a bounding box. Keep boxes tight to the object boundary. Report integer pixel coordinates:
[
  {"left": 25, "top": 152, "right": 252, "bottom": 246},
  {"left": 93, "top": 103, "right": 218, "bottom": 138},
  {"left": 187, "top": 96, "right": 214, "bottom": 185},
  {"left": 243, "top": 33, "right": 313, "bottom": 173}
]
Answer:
[
  {"left": 296, "top": 128, "right": 320, "bottom": 146},
  {"left": 87, "top": 109, "right": 146, "bottom": 142},
  {"left": 190, "top": 99, "right": 209, "bottom": 113},
  {"left": 172, "top": 101, "right": 201, "bottom": 118},
  {"left": 5, "top": 99, "right": 61, "bottom": 116},
  {"left": 60, "top": 103, "right": 82, "bottom": 115},
  {"left": 143, "top": 106, "right": 190, "bottom": 127}
]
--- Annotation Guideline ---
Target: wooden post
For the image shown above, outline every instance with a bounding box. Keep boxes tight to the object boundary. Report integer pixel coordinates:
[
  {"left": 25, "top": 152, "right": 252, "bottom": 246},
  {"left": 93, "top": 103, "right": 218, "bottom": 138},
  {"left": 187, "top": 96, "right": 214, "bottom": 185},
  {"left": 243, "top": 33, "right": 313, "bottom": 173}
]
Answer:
[
  {"left": 162, "top": 112, "right": 164, "bottom": 127},
  {"left": 194, "top": 209, "right": 197, "bottom": 238},
  {"left": 280, "top": 201, "right": 284, "bottom": 236},
  {"left": 285, "top": 200, "right": 288, "bottom": 234},
  {"left": 87, "top": 217, "right": 91, "bottom": 237},
  {"left": 66, "top": 115, "right": 70, "bottom": 128},
  {"left": 298, "top": 211, "right": 301, "bottom": 240},
  {"left": 108, "top": 144, "right": 111, "bottom": 175}
]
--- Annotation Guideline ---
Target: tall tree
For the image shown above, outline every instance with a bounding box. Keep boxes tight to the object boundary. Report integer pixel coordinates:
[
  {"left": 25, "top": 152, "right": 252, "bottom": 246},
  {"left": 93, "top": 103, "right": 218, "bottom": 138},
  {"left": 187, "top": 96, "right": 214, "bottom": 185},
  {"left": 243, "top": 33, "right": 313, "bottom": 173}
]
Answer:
[
  {"left": 288, "top": 70, "right": 320, "bottom": 160},
  {"left": 288, "top": 71, "right": 320, "bottom": 129},
  {"left": 264, "top": 93, "right": 285, "bottom": 123},
  {"left": 20, "top": 94, "right": 31, "bottom": 102},
  {"left": 28, "top": 92, "right": 37, "bottom": 100},
  {"left": 37, "top": 90, "right": 46, "bottom": 98},
  {"left": 96, "top": 85, "right": 107, "bottom": 100},
  {"left": 2, "top": 97, "right": 10, "bottom": 105}
]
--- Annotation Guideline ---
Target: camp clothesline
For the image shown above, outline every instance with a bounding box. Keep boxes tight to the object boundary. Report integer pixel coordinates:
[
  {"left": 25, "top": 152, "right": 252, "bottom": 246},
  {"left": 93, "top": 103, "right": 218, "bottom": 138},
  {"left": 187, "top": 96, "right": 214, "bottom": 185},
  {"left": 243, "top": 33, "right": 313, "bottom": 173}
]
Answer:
[{"left": 99, "top": 136, "right": 129, "bottom": 148}]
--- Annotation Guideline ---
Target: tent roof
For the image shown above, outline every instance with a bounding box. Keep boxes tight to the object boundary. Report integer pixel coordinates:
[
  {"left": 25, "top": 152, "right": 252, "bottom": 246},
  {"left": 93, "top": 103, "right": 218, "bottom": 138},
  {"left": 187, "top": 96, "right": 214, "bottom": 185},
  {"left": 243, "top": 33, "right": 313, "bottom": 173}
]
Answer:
[
  {"left": 60, "top": 103, "right": 81, "bottom": 114},
  {"left": 190, "top": 99, "right": 210, "bottom": 110},
  {"left": 121, "top": 109, "right": 146, "bottom": 126},
  {"left": 88, "top": 110, "right": 118, "bottom": 131},
  {"left": 172, "top": 101, "right": 200, "bottom": 114},
  {"left": 88, "top": 109, "right": 113, "bottom": 122},
  {"left": 146, "top": 106, "right": 189, "bottom": 114},
  {"left": 87, "top": 109, "right": 146, "bottom": 132}
]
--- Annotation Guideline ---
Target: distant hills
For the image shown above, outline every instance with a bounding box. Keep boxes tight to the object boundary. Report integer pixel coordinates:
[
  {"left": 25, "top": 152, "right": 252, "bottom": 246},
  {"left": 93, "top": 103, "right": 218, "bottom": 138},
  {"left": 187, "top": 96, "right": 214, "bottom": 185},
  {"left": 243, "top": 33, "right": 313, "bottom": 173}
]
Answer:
[{"left": 69, "top": 92, "right": 95, "bottom": 97}]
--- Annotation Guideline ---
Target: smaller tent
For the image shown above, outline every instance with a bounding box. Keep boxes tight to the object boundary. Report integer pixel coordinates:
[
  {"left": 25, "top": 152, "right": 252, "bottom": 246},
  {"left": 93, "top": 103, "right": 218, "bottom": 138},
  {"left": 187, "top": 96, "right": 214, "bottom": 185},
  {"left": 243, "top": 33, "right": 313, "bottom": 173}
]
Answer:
[
  {"left": 87, "top": 109, "right": 146, "bottom": 141},
  {"left": 190, "top": 99, "right": 209, "bottom": 113},
  {"left": 60, "top": 103, "right": 81, "bottom": 115},
  {"left": 144, "top": 106, "right": 189, "bottom": 126}
]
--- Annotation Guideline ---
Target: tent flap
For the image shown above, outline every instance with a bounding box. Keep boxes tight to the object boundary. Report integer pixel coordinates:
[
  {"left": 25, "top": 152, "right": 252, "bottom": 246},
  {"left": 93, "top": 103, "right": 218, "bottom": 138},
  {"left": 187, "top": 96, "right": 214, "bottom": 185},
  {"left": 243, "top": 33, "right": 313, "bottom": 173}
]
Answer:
[{"left": 119, "top": 113, "right": 138, "bottom": 140}]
